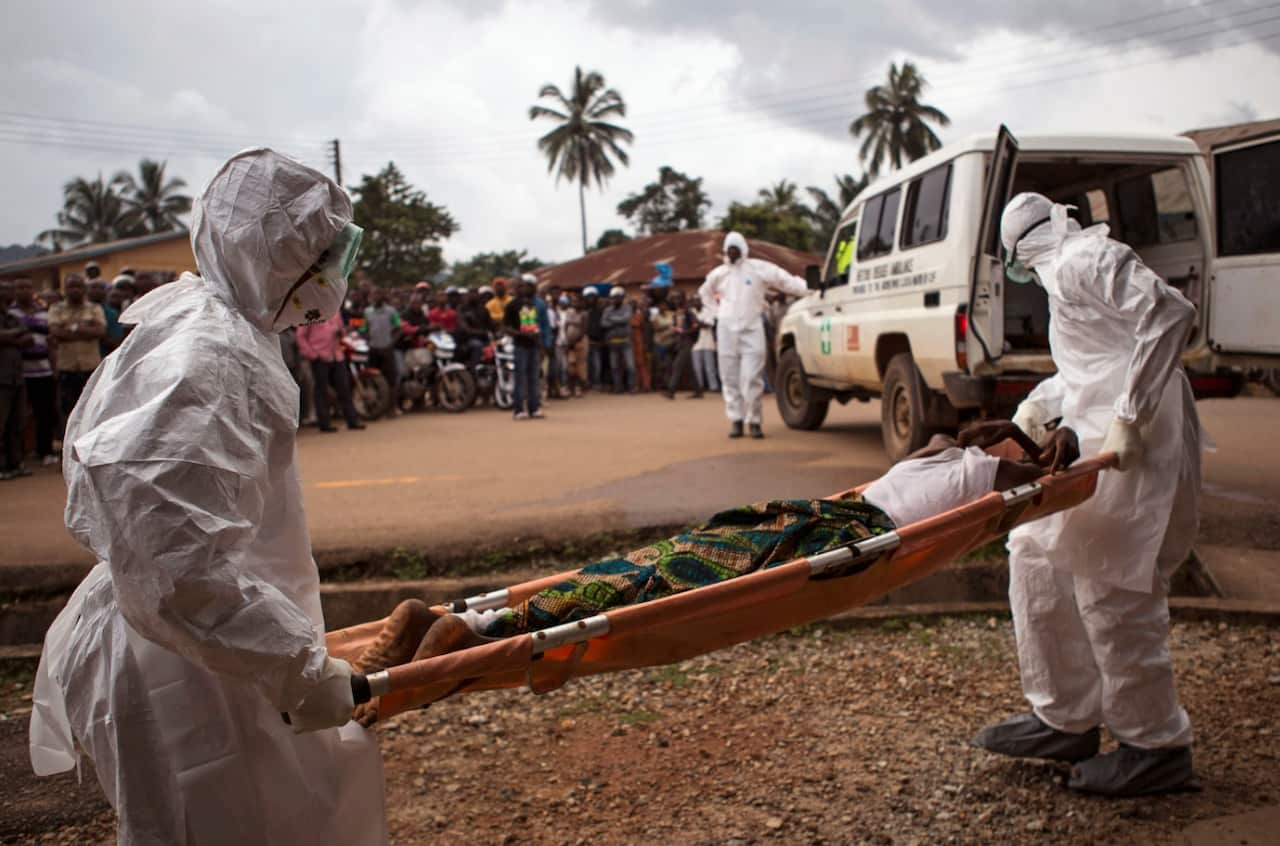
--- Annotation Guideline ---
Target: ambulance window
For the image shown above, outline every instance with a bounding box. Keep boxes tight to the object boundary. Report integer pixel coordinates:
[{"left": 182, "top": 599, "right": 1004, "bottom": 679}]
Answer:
[
  {"left": 856, "top": 195, "right": 884, "bottom": 260},
  {"left": 875, "top": 189, "right": 901, "bottom": 257},
  {"left": 901, "top": 164, "right": 951, "bottom": 248},
  {"left": 1085, "top": 189, "right": 1110, "bottom": 224},
  {"left": 1217, "top": 138, "right": 1280, "bottom": 256},
  {"left": 1117, "top": 168, "right": 1197, "bottom": 246},
  {"left": 824, "top": 220, "right": 857, "bottom": 285}
]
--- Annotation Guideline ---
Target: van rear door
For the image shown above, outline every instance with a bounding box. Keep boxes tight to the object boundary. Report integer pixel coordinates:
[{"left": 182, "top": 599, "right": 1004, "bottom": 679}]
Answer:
[
  {"left": 967, "top": 125, "right": 1019, "bottom": 371},
  {"left": 1207, "top": 131, "right": 1280, "bottom": 356}
]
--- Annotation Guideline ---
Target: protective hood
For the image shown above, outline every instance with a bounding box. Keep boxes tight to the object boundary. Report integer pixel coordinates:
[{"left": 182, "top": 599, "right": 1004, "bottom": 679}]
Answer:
[
  {"left": 723, "top": 231, "right": 749, "bottom": 263},
  {"left": 190, "top": 148, "right": 353, "bottom": 331},
  {"left": 1001, "top": 191, "right": 1086, "bottom": 269}
]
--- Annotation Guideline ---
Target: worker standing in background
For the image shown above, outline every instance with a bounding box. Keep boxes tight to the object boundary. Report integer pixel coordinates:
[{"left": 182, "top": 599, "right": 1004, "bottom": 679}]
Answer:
[
  {"left": 969, "top": 192, "right": 1201, "bottom": 798},
  {"left": 698, "top": 232, "right": 807, "bottom": 440}
]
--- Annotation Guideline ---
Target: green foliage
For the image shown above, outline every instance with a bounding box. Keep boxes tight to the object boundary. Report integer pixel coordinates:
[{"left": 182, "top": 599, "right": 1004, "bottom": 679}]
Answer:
[
  {"left": 115, "top": 159, "right": 192, "bottom": 234},
  {"left": 38, "top": 173, "right": 147, "bottom": 250},
  {"left": 389, "top": 547, "right": 429, "bottom": 580},
  {"left": 718, "top": 200, "right": 819, "bottom": 253},
  {"left": 616, "top": 166, "right": 711, "bottom": 234},
  {"left": 350, "top": 162, "right": 458, "bottom": 286},
  {"left": 807, "top": 173, "right": 869, "bottom": 246},
  {"left": 449, "top": 250, "right": 544, "bottom": 289},
  {"left": 849, "top": 61, "right": 950, "bottom": 178},
  {"left": 594, "top": 228, "right": 632, "bottom": 250},
  {"left": 530, "top": 65, "right": 634, "bottom": 254}
]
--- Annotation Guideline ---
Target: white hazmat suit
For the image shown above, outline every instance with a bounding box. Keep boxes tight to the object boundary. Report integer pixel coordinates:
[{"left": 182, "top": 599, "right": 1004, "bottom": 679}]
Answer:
[
  {"left": 698, "top": 232, "right": 807, "bottom": 431},
  {"left": 29, "top": 149, "right": 387, "bottom": 845},
  {"left": 980, "top": 192, "right": 1200, "bottom": 795}
]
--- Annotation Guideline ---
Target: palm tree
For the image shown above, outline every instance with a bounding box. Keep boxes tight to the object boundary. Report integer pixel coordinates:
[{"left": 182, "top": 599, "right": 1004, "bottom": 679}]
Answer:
[
  {"left": 116, "top": 159, "right": 192, "bottom": 233},
  {"left": 849, "top": 61, "right": 950, "bottom": 178},
  {"left": 807, "top": 173, "right": 869, "bottom": 245},
  {"left": 37, "top": 174, "right": 143, "bottom": 250},
  {"left": 757, "top": 179, "right": 808, "bottom": 219},
  {"left": 530, "top": 66, "right": 634, "bottom": 254}
]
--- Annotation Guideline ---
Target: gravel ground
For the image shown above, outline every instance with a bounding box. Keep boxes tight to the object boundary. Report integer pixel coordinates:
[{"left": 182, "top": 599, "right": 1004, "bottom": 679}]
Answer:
[{"left": 3, "top": 617, "right": 1277, "bottom": 845}]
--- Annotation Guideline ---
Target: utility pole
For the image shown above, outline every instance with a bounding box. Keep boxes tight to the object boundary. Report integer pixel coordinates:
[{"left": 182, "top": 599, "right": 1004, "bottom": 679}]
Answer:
[{"left": 328, "top": 138, "right": 342, "bottom": 187}]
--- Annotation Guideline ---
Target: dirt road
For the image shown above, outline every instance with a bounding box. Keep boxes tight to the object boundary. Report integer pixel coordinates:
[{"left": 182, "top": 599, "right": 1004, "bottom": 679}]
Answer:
[{"left": 3, "top": 394, "right": 1277, "bottom": 581}]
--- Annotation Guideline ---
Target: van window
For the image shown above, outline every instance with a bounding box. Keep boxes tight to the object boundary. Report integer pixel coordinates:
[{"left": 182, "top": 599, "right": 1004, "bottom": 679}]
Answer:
[
  {"left": 875, "top": 189, "right": 901, "bottom": 257},
  {"left": 1116, "top": 168, "right": 1197, "bottom": 246},
  {"left": 901, "top": 164, "right": 951, "bottom": 248},
  {"left": 1085, "top": 189, "right": 1110, "bottom": 224},
  {"left": 823, "top": 220, "right": 857, "bottom": 285},
  {"left": 1216, "top": 139, "right": 1280, "bottom": 256},
  {"left": 856, "top": 195, "right": 884, "bottom": 261}
]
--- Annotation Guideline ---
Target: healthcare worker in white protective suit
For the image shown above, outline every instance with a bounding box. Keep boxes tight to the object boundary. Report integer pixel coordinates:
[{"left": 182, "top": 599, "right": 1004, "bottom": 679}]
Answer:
[
  {"left": 969, "top": 192, "right": 1202, "bottom": 797},
  {"left": 29, "top": 149, "right": 387, "bottom": 845},
  {"left": 698, "top": 231, "right": 807, "bottom": 439}
]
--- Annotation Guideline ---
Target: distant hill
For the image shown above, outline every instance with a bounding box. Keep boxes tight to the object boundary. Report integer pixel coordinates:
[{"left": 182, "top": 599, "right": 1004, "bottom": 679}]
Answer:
[{"left": 0, "top": 244, "right": 46, "bottom": 265}]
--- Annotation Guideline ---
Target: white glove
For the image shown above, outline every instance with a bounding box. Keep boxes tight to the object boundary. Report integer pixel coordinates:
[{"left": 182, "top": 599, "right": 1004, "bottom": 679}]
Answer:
[
  {"left": 1012, "top": 399, "right": 1052, "bottom": 447},
  {"left": 287, "top": 657, "right": 355, "bottom": 733},
  {"left": 1101, "top": 418, "right": 1143, "bottom": 472}
]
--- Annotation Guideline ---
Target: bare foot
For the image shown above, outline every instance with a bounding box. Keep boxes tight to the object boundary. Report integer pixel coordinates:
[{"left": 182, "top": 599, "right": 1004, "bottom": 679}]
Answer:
[
  {"left": 412, "top": 614, "right": 488, "bottom": 661},
  {"left": 351, "top": 599, "right": 443, "bottom": 727}
]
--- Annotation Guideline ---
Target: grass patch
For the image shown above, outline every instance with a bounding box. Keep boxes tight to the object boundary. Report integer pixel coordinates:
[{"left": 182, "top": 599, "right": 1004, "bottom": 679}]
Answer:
[
  {"left": 618, "top": 709, "right": 662, "bottom": 726},
  {"left": 647, "top": 665, "right": 691, "bottom": 689},
  {"left": 961, "top": 536, "right": 1009, "bottom": 563}
]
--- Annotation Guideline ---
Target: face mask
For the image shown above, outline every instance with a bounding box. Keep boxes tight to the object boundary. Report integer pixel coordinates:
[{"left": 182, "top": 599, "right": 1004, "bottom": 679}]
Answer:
[
  {"left": 272, "top": 222, "right": 363, "bottom": 331},
  {"left": 1004, "top": 254, "right": 1037, "bottom": 285}
]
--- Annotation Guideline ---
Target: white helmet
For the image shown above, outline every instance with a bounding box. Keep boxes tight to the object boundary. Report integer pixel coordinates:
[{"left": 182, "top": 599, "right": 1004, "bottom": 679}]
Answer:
[{"left": 609, "top": 286, "right": 625, "bottom": 298}]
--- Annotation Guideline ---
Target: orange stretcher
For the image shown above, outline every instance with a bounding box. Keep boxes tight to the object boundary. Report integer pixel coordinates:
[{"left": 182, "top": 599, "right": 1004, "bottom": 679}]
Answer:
[{"left": 328, "top": 454, "right": 1115, "bottom": 720}]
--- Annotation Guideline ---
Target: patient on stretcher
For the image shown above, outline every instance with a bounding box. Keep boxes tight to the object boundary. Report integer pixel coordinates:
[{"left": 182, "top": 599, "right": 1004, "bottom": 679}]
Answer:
[{"left": 351, "top": 423, "right": 1075, "bottom": 725}]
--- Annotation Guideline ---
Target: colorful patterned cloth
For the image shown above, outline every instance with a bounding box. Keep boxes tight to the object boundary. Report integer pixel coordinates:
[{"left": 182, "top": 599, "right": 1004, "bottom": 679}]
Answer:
[{"left": 480, "top": 498, "right": 895, "bottom": 638}]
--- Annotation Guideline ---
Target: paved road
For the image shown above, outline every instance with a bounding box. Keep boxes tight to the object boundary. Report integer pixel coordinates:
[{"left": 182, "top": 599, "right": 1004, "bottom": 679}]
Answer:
[{"left": 3, "top": 392, "right": 1277, "bottom": 588}]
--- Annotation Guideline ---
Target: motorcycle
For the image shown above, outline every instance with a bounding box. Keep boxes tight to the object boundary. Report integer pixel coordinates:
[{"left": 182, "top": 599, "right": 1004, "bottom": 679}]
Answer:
[
  {"left": 490, "top": 335, "right": 516, "bottom": 410},
  {"left": 398, "top": 325, "right": 477, "bottom": 413},
  {"left": 340, "top": 332, "right": 392, "bottom": 420}
]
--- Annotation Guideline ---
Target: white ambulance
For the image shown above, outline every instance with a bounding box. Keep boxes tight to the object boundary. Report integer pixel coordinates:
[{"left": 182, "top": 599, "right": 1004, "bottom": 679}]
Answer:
[{"left": 775, "top": 126, "right": 1280, "bottom": 459}]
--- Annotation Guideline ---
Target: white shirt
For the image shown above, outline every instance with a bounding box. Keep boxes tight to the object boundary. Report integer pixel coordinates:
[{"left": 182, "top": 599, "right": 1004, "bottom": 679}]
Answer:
[
  {"left": 862, "top": 447, "right": 1001, "bottom": 528},
  {"left": 693, "top": 306, "right": 717, "bottom": 351}
]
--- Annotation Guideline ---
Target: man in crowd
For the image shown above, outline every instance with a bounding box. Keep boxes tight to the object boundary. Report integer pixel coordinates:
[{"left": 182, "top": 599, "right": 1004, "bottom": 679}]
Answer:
[
  {"left": 555, "top": 291, "right": 582, "bottom": 398},
  {"left": 698, "top": 232, "right": 807, "bottom": 439},
  {"left": 602, "top": 287, "right": 635, "bottom": 394},
  {"left": 362, "top": 286, "right": 402, "bottom": 419},
  {"left": 584, "top": 288, "right": 606, "bottom": 390},
  {"left": 691, "top": 294, "right": 720, "bottom": 394},
  {"left": 84, "top": 261, "right": 102, "bottom": 282},
  {"left": 401, "top": 289, "right": 429, "bottom": 330},
  {"left": 0, "top": 279, "right": 32, "bottom": 480},
  {"left": 665, "top": 291, "right": 703, "bottom": 399},
  {"left": 8, "top": 279, "right": 58, "bottom": 466},
  {"left": 87, "top": 278, "right": 124, "bottom": 355},
  {"left": 486, "top": 277, "right": 513, "bottom": 324},
  {"left": 504, "top": 276, "right": 545, "bottom": 420},
  {"left": 651, "top": 296, "right": 676, "bottom": 390},
  {"left": 299, "top": 310, "right": 366, "bottom": 433},
  {"left": 630, "top": 294, "right": 651, "bottom": 391},
  {"left": 48, "top": 274, "right": 106, "bottom": 427},
  {"left": 112, "top": 274, "right": 137, "bottom": 311},
  {"left": 457, "top": 289, "right": 492, "bottom": 368},
  {"left": 426, "top": 290, "right": 457, "bottom": 332}
]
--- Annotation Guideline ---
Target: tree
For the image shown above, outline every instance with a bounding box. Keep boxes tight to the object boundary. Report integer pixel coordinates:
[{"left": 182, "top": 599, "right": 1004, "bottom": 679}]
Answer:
[
  {"left": 115, "top": 159, "right": 192, "bottom": 234},
  {"left": 718, "top": 201, "right": 818, "bottom": 253},
  {"left": 349, "top": 163, "right": 458, "bottom": 285},
  {"left": 37, "top": 173, "right": 145, "bottom": 250},
  {"left": 756, "top": 179, "right": 810, "bottom": 220},
  {"left": 530, "top": 66, "right": 634, "bottom": 255},
  {"left": 448, "top": 250, "right": 544, "bottom": 290},
  {"left": 594, "top": 229, "right": 632, "bottom": 250},
  {"left": 807, "top": 173, "right": 869, "bottom": 246},
  {"left": 849, "top": 61, "right": 950, "bottom": 178},
  {"left": 616, "top": 166, "right": 711, "bottom": 235}
]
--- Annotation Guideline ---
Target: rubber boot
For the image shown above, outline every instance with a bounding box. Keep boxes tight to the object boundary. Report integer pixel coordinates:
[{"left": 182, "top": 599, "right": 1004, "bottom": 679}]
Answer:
[
  {"left": 749, "top": 423, "right": 764, "bottom": 439},
  {"left": 729, "top": 421, "right": 744, "bottom": 439},
  {"left": 971, "top": 712, "right": 1101, "bottom": 764},
  {"left": 1068, "top": 745, "right": 1200, "bottom": 797}
]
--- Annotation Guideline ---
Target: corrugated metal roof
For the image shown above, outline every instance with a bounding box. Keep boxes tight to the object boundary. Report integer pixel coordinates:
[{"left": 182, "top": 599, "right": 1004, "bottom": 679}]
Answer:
[
  {"left": 0, "top": 230, "right": 187, "bottom": 275},
  {"left": 533, "top": 230, "right": 823, "bottom": 289}
]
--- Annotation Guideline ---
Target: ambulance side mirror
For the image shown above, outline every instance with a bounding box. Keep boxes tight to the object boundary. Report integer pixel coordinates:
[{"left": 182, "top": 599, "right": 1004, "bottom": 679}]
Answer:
[{"left": 805, "top": 264, "right": 823, "bottom": 292}]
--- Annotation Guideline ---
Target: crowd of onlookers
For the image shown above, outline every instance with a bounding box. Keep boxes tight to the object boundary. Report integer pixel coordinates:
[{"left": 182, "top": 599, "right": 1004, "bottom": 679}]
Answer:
[
  {"left": 1, "top": 262, "right": 737, "bottom": 478},
  {"left": 0, "top": 263, "right": 162, "bottom": 481},
  {"left": 305, "top": 272, "right": 725, "bottom": 423}
]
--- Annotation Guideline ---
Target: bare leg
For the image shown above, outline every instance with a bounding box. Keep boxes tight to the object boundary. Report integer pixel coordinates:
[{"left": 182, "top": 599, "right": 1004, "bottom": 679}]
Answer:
[{"left": 411, "top": 614, "right": 489, "bottom": 661}]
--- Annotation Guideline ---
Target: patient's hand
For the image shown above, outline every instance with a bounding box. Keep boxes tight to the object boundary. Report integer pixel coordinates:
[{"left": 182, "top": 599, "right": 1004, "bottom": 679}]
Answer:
[
  {"left": 1039, "top": 427, "right": 1079, "bottom": 473},
  {"left": 957, "top": 420, "right": 1043, "bottom": 462}
]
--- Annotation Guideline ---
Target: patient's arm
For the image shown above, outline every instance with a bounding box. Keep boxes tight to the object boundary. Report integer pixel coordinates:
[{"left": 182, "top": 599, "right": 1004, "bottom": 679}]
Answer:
[{"left": 994, "top": 458, "right": 1045, "bottom": 491}]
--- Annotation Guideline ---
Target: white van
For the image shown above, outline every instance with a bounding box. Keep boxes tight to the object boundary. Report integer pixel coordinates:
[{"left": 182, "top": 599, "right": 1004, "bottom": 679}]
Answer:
[{"left": 775, "top": 125, "right": 1280, "bottom": 459}]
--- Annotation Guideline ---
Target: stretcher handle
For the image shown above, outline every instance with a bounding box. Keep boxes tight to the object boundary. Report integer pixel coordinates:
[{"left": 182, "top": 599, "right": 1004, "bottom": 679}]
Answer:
[{"left": 280, "top": 674, "right": 375, "bottom": 725}]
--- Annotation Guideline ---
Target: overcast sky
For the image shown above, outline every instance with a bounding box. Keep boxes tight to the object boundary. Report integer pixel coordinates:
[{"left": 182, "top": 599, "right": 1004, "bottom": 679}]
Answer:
[{"left": 3, "top": 0, "right": 1278, "bottom": 265}]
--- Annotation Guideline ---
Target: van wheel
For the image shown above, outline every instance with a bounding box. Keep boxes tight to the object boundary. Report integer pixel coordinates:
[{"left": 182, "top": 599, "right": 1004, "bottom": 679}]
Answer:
[
  {"left": 776, "top": 348, "right": 829, "bottom": 430},
  {"left": 881, "top": 353, "right": 929, "bottom": 461}
]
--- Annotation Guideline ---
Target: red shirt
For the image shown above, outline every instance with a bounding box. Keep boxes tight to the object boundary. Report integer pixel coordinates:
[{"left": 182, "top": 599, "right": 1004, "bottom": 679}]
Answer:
[{"left": 427, "top": 306, "right": 458, "bottom": 331}]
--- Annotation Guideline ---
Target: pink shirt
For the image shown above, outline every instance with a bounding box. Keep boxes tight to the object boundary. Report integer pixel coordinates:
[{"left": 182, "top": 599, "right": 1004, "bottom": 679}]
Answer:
[{"left": 296, "top": 313, "right": 344, "bottom": 362}]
